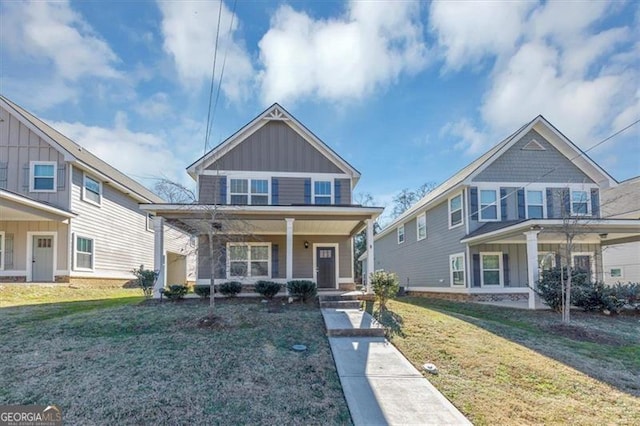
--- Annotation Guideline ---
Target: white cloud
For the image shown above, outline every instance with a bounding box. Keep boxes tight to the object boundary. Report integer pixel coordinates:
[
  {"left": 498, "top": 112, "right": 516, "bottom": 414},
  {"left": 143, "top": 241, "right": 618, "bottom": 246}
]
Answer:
[
  {"left": 2, "top": 0, "right": 120, "bottom": 81},
  {"left": 157, "top": 0, "right": 254, "bottom": 102},
  {"left": 135, "top": 93, "right": 172, "bottom": 119},
  {"left": 257, "top": 0, "right": 429, "bottom": 105},
  {"left": 441, "top": 119, "right": 488, "bottom": 155}
]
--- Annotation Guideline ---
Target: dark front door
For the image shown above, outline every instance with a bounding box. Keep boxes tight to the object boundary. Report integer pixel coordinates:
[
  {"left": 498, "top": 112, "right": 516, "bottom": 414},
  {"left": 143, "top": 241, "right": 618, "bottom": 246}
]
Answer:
[
  {"left": 316, "top": 247, "right": 336, "bottom": 289},
  {"left": 574, "top": 255, "right": 591, "bottom": 277}
]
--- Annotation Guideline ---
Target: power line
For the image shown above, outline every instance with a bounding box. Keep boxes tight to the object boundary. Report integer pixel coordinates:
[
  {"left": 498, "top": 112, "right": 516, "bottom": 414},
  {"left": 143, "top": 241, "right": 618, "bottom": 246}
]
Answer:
[{"left": 203, "top": 0, "right": 224, "bottom": 155}]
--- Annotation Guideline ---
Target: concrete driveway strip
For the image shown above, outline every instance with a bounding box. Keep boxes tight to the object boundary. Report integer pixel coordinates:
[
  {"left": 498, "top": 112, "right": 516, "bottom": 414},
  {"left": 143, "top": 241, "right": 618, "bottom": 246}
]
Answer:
[{"left": 328, "top": 336, "right": 472, "bottom": 426}]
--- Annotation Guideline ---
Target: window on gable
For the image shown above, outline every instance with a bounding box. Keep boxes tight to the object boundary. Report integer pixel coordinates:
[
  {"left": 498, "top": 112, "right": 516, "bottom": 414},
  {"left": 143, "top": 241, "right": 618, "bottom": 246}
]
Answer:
[
  {"left": 230, "top": 179, "right": 249, "bottom": 204},
  {"left": 251, "top": 179, "right": 269, "bottom": 205},
  {"left": 449, "top": 194, "right": 463, "bottom": 228},
  {"left": 397, "top": 224, "right": 405, "bottom": 244},
  {"left": 479, "top": 190, "right": 498, "bottom": 221},
  {"left": 417, "top": 213, "right": 427, "bottom": 241},
  {"left": 75, "top": 236, "right": 94, "bottom": 270},
  {"left": 527, "top": 190, "right": 544, "bottom": 219},
  {"left": 450, "top": 253, "right": 465, "bottom": 286},
  {"left": 230, "top": 178, "right": 269, "bottom": 205},
  {"left": 30, "top": 161, "right": 56, "bottom": 192},
  {"left": 83, "top": 174, "right": 102, "bottom": 205},
  {"left": 571, "top": 190, "right": 589, "bottom": 215},
  {"left": 314, "top": 181, "right": 332, "bottom": 205},
  {"left": 228, "top": 243, "right": 270, "bottom": 278},
  {"left": 481, "top": 253, "right": 502, "bottom": 286}
]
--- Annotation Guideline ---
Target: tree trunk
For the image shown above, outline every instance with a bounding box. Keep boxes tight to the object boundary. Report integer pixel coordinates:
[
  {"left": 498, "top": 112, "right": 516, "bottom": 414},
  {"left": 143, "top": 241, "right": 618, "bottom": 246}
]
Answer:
[
  {"left": 562, "top": 239, "right": 573, "bottom": 323},
  {"left": 207, "top": 231, "right": 216, "bottom": 313}
]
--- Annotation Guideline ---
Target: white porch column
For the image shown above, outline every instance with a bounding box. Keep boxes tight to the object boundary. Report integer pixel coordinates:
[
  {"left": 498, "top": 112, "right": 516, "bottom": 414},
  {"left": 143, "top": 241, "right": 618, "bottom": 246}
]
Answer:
[
  {"left": 366, "top": 219, "right": 375, "bottom": 294},
  {"left": 153, "top": 217, "right": 165, "bottom": 299},
  {"left": 285, "top": 218, "right": 294, "bottom": 281},
  {"left": 524, "top": 229, "right": 541, "bottom": 309}
]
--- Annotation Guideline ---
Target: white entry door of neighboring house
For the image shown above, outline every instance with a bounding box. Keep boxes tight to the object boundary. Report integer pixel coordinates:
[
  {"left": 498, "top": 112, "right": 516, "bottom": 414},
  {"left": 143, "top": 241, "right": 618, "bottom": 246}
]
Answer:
[{"left": 32, "top": 236, "right": 54, "bottom": 282}]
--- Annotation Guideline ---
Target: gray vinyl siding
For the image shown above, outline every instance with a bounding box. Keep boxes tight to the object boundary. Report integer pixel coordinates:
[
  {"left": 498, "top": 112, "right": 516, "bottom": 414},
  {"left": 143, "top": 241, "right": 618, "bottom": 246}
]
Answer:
[
  {"left": 277, "top": 177, "right": 305, "bottom": 205},
  {"left": 336, "top": 178, "right": 351, "bottom": 204},
  {"left": 0, "top": 220, "right": 68, "bottom": 272},
  {"left": 198, "top": 175, "right": 224, "bottom": 204},
  {"left": 206, "top": 121, "right": 343, "bottom": 173},
  {"left": 602, "top": 242, "right": 640, "bottom": 285},
  {"left": 374, "top": 199, "right": 467, "bottom": 288},
  {"left": 473, "top": 129, "right": 594, "bottom": 184},
  {"left": 0, "top": 105, "right": 70, "bottom": 209},
  {"left": 469, "top": 242, "right": 603, "bottom": 287}
]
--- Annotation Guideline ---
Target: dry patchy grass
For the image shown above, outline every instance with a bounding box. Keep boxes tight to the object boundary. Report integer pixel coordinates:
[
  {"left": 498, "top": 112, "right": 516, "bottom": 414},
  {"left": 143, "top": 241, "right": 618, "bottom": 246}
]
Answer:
[
  {"left": 0, "top": 298, "right": 350, "bottom": 425},
  {"left": 384, "top": 298, "right": 640, "bottom": 426},
  {"left": 0, "top": 282, "right": 141, "bottom": 307}
]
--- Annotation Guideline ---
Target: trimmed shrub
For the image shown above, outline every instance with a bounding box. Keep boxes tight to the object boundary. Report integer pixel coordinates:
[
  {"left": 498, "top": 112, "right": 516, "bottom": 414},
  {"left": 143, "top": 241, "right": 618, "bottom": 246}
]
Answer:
[
  {"left": 287, "top": 280, "right": 317, "bottom": 302},
  {"left": 162, "top": 284, "right": 189, "bottom": 301},
  {"left": 193, "top": 286, "right": 211, "bottom": 299},
  {"left": 219, "top": 281, "right": 242, "bottom": 297},
  {"left": 370, "top": 270, "right": 399, "bottom": 311},
  {"left": 535, "top": 267, "right": 588, "bottom": 312},
  {"left": 254, "top": 280, "right": 281, "bottom": 300},
  {"left": 132, "top": 265, "right": 158, "bottom": 299},
  {"left": 612, "top": 282, "right": 640, "bottom": 308}
]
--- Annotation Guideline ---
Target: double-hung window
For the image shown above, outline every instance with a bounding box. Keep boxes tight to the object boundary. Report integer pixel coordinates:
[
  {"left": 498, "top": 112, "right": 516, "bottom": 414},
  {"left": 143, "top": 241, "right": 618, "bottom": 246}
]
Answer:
[
  {"left": 571, "top": 190, "right": 589, "bottom": 215},
  {"left": 526, "top": 190, "right": 544, "bottom": 219},
  {"left": 228, "top": 243, "right": 270, "bottom": 278},
  {"left": 83, "top": 174, "right": 102, "bottom": 205},
  {"left": 416, "top": 213, "right": 427, "bottom": 241},
  {"left": 30, "top": 161, "right": 56, "bottom": 192},
  {"left": 314, "top": 181, "right": 332, "bottom": 204},
  {"left": 397, "top": 224, "right": 405, "bottom": 244},
  {"left": 450, "top": 253, "right": 465, "bottom": 286},
  {"left": 449, "top": 194, "right": 463, "bottom": 228},
  {"left": 479, "top": 190, "right": 498, "bottom": 221},
  {"left": 75, "top": 236, "right": 94, "bottom": 270},
  {"left": 230, "top": 179, "right": 269, "bottom": 205},
  {"left": 480, "top": 253, "right": 502, "bottom": 286}
]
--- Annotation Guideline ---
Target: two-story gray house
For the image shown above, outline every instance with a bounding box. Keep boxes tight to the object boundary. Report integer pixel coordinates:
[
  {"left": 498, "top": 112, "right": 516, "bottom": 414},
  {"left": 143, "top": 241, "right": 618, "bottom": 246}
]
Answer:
[
  {"left": 0, "top": 96, "right": 194, "bottom": 285},
  {"left": 373, "top": 115, "right": 640, "bottom": 308},
  {"left": 142, "top": 104, "right": 383, "bottom": 296}
]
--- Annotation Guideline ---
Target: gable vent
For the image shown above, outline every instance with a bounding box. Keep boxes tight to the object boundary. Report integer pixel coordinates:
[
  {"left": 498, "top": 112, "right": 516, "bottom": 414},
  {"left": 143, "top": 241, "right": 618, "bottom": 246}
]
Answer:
[
  {"left": 265, "top": 108, "right": 287, "bottom": 121},
  {"left": 521, "top": 139, "right": 546, "bottom": 151}
]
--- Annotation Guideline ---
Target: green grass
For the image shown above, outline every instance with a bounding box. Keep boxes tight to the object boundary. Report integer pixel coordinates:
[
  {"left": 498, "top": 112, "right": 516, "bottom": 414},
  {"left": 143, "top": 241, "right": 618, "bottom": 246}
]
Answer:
[
  {"left": 0, "top": 282, "right": 142, "bottom": 307},
  {"left": 382, "top": 297, "right": 640, "bottom": 425},
  {"left": 0, "top": 294, "right": 351, "bottom": 425}
]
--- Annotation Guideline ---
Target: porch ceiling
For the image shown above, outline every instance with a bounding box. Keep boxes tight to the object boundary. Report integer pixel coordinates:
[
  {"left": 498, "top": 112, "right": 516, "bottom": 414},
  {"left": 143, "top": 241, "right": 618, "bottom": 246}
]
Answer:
[{"left": 0, "top": 190, "right": 76, "bottom": 222}]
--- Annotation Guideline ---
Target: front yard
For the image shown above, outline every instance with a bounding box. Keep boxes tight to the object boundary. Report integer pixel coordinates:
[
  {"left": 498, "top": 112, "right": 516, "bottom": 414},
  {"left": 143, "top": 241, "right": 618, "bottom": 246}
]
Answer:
[
  {"left": 0, "top": 289, "right": 350, "bottom": 425},
  {"left": 384, "top": 297, "right": 640, "bottom": 425}
]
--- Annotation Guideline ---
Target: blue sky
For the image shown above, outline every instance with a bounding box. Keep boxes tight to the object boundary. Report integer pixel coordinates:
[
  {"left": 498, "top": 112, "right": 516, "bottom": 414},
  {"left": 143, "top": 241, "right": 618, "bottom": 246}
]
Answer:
[{"left": 1, "top": 0, "right": 638, "bottom": 221}]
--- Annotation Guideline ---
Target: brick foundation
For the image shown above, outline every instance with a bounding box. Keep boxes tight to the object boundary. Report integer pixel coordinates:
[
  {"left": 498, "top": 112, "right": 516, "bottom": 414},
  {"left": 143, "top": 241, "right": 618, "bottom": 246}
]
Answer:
[
  {"left": 0, "top": 276, "right": 27, "bottom": 283},
  {"left": 339, "top": 283, "right": 356, "bottom": 291},
  {"left": 407, "top": 291, "right": 529, "bottom": 302}
]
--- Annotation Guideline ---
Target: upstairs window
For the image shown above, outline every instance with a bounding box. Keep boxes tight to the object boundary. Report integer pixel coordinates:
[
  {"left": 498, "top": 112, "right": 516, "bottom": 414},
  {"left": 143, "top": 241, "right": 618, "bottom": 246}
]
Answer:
[
  {"left": 229, "top": 179, "right": 269, "bottom": 205},
  {"left": 314, "top": 181, "right": 332, "bottom": 204},
  {"left": 83, "top": 174, "right": 102, "bottom": 205},
  {"left": 416, "top": 213, "right": 427, "bottom": 241},
  {"left": 397, "top": 224, "right": 405, "bottom": 244},
  {"left": 526, "top": 190, "right": 544, "bottom": 219},
  {"left": 30, "top": 161, "right": 56, "bottom": 192},
  {"left": 230, "top": 179, "right": 249, "bottom": 204},
  {"left": 571, "top": 190, "right": 589, "bottom": 215},
  {"left": 449, "top": 193, "right": 463, "bottom": 228},
  {"left": 251, "top": 179, "right": 269, "bottom": 205},
  {"left": 479, "top": 190, "right": 498, "bottom": 221}
]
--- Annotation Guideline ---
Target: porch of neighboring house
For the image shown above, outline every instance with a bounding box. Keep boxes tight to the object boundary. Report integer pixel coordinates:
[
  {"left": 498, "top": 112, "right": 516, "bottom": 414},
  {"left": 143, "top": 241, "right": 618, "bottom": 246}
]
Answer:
[
  {"left": 461, "top": 218, "right": 640, "bottom": 309},
  {"left": 0, "top": 189, "right": 75, "bottom": 283},
  {"left": 141, "top": 204, "right": 382, "bottom": 298}
]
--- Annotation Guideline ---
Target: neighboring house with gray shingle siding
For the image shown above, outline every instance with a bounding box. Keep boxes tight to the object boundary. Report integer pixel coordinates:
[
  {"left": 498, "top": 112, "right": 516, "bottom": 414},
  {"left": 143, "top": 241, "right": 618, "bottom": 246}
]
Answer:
[
  {"left": 372, "top": 115, "right": 640, "bottom": 308},
  {"left": 0, "top": 96, "right": 194, "bottom": 285},
  {"left": 142, "top": 104, "right": 383, "bottom": 297}
]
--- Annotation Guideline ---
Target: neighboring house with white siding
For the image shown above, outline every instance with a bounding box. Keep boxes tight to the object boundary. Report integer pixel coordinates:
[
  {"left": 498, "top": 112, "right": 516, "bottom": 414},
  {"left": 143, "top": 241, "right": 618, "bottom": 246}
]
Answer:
[
  {"left": 142, "top": 103, "right": 383, "bottom": 297},
  {"left": 0, "top": 95, "right": 194, "bottom": 285},
  {"left": 601, "top": 176, "right": 640, "bottom": 284},
  {"left": 372, "top": 115, "right": 640, "bottom": 308}
]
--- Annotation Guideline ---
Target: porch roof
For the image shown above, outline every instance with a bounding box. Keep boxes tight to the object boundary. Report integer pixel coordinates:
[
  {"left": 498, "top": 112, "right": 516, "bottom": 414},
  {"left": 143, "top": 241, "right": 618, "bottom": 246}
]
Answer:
[
  {"left": 139, "top": 203, "right": 384, "bottom": 237},
  {"left": 460, "top": 218, "right": 640, "bottom": 245},
  {"left": 0, "top": 189, "right": 76, "bottom": 222}
]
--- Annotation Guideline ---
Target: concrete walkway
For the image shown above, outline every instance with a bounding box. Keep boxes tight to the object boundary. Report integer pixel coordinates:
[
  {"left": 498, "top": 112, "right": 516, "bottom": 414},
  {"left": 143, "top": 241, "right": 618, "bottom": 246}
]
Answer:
[{"left": 321, "top": 308, "right": 471, "bottom": 426}]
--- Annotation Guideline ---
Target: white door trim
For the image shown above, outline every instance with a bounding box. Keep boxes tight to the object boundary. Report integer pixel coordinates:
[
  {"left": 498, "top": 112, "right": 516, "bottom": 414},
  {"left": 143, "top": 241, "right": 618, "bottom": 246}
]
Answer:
[
  {"left": 313, "top": 243, "right": 340, "bottom": 289},
  {"left": 26, "top": 231, "right": 57, "bottom": 282}
]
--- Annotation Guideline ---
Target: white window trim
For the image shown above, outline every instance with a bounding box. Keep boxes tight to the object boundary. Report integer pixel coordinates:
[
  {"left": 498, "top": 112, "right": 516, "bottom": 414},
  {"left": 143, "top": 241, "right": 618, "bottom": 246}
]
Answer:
[
  {"left": 416, "top": 213, "right": 427, "bottom": 241},
  {"left": 609, "top": 266, "right": 624, "bottom": 279},
  {"left": 478, "top": 188, "right": 500, "bottom": 222},
  {"left": 312, "top": 179, "right": 333, "bottom": 205},
  {"left": 74, "top": 234, "right": 95, "bottom": 272},
  {"left": 525, "top": 189, "right": 546, "bottom": 219},
  {"left": 448, "top": 192, "right": 464, "bottom": 229},
  {"left": 480, "top": 252, "right": 503, "bottom": 287},
  {"left": 570, "top": 189, "right": 591, "bottom": 216},
  {"left": 82, "top": 172, "right": 102, "bottom": 206},
  {"left": 397, "top": 224, "right": 405, "bottom": 244},
  {"left": 29, "top": 160, "right": 57, "bottom": 193},
  {"left": 537, "top": 251, "right": 556, "bottom": 274},
  {"left": 146, "top": 214, "right": 155, "bottom": 232},
  {"left": 227, "top": 177, "right": 271, "bottom": 205},
  {"left": 449, "top": 252, "right": 466, "bottom": 287},
  {"left": 0, "top": 231, "right": 4, "bottom": 270},
  {"left": 226, "top": 242, "right": 271, "bottom": 279},
  {"left": 571, "top": 252, "right": 595, "bottom": 281}
]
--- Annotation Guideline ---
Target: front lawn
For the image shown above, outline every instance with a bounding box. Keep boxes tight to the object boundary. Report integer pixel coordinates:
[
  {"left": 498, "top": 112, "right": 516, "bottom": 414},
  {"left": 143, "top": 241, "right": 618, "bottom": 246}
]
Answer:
[
  {"left": 0, "top": 297, "right": 351, "bottom": 425},
  {"left": 384, "top": 297, "right": 640, "bottom": 425},
  {"left": 0, "top": 282, "right": 141, "bottom": 307}
]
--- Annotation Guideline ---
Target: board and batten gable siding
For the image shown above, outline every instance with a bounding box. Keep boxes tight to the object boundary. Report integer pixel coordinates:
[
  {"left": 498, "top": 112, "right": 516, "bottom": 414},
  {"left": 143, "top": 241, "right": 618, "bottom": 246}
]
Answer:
[
  {"left": 205, "top": 121, "right": 343, "bottom": 173},
  {"left": 0, "top": 105, "right": 70, "bottom": 209},
  {"left": 374, "top": 198, "right": 467, "bottom": 288},
  {"left": 0, "top": 220, "right": 68, "bottom": 272},
  {"left": 473, "top": 130, "right": 594, "bottom": 184}
]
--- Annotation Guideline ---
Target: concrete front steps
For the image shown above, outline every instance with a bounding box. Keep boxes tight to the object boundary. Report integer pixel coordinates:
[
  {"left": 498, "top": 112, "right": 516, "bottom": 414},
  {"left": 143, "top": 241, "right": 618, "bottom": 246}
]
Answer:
[{"left": 319, "top": 293, "right": 385, "bottom": 338}]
